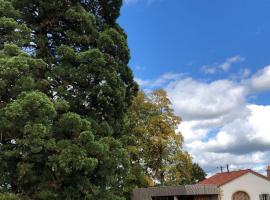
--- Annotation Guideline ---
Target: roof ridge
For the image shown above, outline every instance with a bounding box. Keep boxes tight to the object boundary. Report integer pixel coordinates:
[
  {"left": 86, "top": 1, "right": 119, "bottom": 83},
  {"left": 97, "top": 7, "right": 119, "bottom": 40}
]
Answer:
[{"left": 199, "top": 168, "right": 270, "bottom": 186}]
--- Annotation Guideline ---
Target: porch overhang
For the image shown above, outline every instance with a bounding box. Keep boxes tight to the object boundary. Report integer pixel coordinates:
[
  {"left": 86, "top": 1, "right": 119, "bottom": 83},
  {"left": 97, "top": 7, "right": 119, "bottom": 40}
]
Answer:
[{"left": 131, "top": 185, "right": 219, "bottom": 200}]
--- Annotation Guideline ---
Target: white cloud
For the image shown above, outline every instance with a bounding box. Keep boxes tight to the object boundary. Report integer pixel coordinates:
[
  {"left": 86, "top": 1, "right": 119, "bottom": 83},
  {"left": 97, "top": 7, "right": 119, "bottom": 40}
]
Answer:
[
  {"left": 136, "top": 64, "right": 270, "bottom": 174},
  {"left": 123, "top": 0, "right": 160, "bottom": 6},
  {"left": 134, "top": 65, "right": 146, "bottom": 71},
  {"left": 123, "top": 0, "right": 139, "bottom": 5},
  {"left": 195, "top": 151, "right": 270, "bottom": 175},
  {"left": 174, "top": 78, "right": 270, "bottom": 173},
  {"left": 166, "top": 78, "right": 247, "bottom": 121},
  {"left": 173, "top": 78, "right": 270, "bottom": 172},
  {"left": 202, "top": 56, "right": 245, "bottom": 74},
  {"left": 250, "top": 65, "right": 270, "bottom": 92},
  {"left": 201, "top": 67, "right": 217, "bottom": 74},
  {"left": 188, "top": 105, "right": 270, "bottom": 155},
  {"left": 135, "top": 73, "right": 182, "bottom": 88},
  {"left": 178, "top": 121, "right": 209, "bottom": 143}
]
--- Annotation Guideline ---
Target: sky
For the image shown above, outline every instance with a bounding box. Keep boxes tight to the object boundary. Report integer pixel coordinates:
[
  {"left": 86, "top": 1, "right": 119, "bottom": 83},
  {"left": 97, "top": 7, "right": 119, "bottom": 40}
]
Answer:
[{"left": 118, "top": 0, "right": 270, "bottom": 175}]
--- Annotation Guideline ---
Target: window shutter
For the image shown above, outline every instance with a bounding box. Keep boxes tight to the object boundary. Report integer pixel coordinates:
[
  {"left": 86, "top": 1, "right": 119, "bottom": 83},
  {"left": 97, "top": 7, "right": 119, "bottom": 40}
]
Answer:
[{"left": 260, "top": 194, "right": 270, "bottom": 200}]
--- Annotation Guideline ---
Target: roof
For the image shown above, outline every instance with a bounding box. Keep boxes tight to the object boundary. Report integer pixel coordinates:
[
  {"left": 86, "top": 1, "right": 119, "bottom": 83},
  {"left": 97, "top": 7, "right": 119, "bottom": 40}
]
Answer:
[
  {"left": 132, "top": 185, "right": 219, "bottom": 200},
  {"left": 199, "top": 169, "right": 270, "bottom": 186}
]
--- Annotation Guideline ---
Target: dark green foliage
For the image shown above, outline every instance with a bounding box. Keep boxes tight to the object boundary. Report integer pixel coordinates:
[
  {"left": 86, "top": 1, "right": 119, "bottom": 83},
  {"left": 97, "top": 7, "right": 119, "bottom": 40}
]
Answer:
[
  {"left": 190, "top": 163, "right": 207, "bottom": 183},
  {"left": 0, "top": 0, "right": 204, "bottom": 198},
  {"left": 53, "top": 45, "right": 133, "bottom": 133},
  {"left": 0, "top": 0, "right": 137, "bottom": 199},
  {"left": 9, "top": 0, "right": 137, "bottom": 129},
  {"left": 0, "top": 0, "right": 30, "bottom": 47},
  {"left": 0, "top": 44, "right": 49, "bottom": 109},
  {"left": 0, "top": 77, "right": 132, "bottom": 200},
  {"left": 0, "top": 193, "right": 21, "bottom": 200}
]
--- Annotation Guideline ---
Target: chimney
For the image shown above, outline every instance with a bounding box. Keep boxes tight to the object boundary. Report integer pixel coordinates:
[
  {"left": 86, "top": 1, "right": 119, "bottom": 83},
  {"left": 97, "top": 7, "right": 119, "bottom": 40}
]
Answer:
[{"left": 267, "top": 166, "right": 270, "bottom": 179}]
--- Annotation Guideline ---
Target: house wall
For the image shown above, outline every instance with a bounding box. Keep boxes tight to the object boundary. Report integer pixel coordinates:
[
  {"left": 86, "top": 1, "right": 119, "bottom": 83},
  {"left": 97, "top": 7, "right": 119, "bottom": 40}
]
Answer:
[{"left": 220, "top": 172, "right": 270, "bottom": 200}]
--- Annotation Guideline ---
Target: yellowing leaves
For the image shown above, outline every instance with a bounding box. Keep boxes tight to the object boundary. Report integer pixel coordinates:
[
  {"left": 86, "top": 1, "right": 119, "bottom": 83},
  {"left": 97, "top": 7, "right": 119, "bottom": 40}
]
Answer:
[{"left": 124, "top": 89, "right": 192, "bottom": 186}]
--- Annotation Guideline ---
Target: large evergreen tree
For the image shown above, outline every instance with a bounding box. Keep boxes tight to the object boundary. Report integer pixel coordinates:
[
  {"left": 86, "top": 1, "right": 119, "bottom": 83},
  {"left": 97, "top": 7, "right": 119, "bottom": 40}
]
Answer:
[
  {"left": 0, "top": 0, "right": 137, "bottom": 199},
  {"left": 10, "top": 0, "right": 137, "bottom": 132}
]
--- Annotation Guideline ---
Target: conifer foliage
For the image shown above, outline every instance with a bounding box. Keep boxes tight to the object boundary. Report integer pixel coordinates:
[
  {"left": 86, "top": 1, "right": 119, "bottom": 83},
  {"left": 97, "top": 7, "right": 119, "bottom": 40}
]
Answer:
[{"left": 0, "top": 0, "right": 137, "bottom": 199}]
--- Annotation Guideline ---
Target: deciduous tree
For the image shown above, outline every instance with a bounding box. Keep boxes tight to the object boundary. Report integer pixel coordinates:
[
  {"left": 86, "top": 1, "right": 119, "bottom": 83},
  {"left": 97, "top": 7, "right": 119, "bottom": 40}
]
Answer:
[{"left": 124, "top": 90, "right": 196, "bottom": 186}]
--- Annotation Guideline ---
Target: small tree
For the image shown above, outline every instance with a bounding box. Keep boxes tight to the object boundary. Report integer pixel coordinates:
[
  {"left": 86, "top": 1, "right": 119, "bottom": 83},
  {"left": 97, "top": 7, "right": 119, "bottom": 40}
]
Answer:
[
  {"left": 190, "top": 163, "right": 207, "bottom": 183},
  {"left": 124, "top": 90, "right": 194, "bottom": 186}
]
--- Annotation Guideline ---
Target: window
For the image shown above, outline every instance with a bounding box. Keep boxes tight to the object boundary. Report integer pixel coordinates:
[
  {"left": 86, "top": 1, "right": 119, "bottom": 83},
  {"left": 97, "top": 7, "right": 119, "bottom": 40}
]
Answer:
[
  {"left": 260, "top": 194, "right": 270, "bottom": 200},
  {"left": 233, "top": 191, "right": 250, "bottom": 200}
]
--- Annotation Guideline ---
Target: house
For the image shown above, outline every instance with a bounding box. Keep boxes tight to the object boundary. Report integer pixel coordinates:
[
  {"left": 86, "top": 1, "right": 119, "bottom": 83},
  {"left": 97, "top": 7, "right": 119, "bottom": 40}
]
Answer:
[
  {"left": 131, "top": 185, "right": 219, "bottom": 200},
  {"left": 198, "top": 167, "right": 270, "bottom": 200},
  {"left": 131, "top": 166, "right": 270, "bottom": 200}
]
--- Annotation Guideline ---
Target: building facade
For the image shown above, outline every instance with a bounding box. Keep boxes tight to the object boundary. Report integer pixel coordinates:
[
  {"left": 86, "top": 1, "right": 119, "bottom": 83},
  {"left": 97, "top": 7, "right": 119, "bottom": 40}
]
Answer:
[
  {"left": 131, "top": 185, "right": 219, "bottom": 200},
  {"left": 132, "top": 167, "right": 270, "bottom": 200},
  {"left": 199, "top": 168, "right": 270, "bottom": 200}
]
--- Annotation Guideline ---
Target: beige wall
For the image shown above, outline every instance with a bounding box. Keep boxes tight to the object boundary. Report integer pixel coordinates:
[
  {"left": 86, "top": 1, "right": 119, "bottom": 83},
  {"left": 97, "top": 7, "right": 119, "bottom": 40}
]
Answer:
[{"left": 219, "top": 172, "right": 270, "bottom": 200}]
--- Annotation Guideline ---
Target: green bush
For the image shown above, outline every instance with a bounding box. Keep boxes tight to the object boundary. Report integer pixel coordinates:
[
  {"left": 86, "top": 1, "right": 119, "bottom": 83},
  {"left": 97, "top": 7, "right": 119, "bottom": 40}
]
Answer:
[{"left": 0, "top": 193, "right": 20, "bottom": 200}]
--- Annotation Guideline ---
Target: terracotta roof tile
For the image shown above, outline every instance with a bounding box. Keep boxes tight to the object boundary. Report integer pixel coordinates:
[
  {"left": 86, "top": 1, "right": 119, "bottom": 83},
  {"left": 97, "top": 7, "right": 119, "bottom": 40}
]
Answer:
[{"left": 198, "top": 169, "right": 270, "bottom": 186}]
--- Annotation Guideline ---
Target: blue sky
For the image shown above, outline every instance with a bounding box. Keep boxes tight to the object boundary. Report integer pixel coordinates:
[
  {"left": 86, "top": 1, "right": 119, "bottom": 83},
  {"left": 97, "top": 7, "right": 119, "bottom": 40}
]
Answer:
[
  {"left": 120, "top": 0, "right": 270, "bottom": 84},
  {"left": 118, "top": 0, "right": 270, "bottom": 175}
]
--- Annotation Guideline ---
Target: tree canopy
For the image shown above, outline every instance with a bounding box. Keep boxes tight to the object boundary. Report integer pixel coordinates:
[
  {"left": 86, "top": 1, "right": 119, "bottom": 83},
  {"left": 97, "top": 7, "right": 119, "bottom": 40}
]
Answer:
[
  {"left": 123, "top": 90, "right": 205, "bottom": 186},
  {"left": 0, "top": 0, "right": 206, "bottom": 199},
  {"left": 0, "top": 0, "right": 138, "bottom": 199}
]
